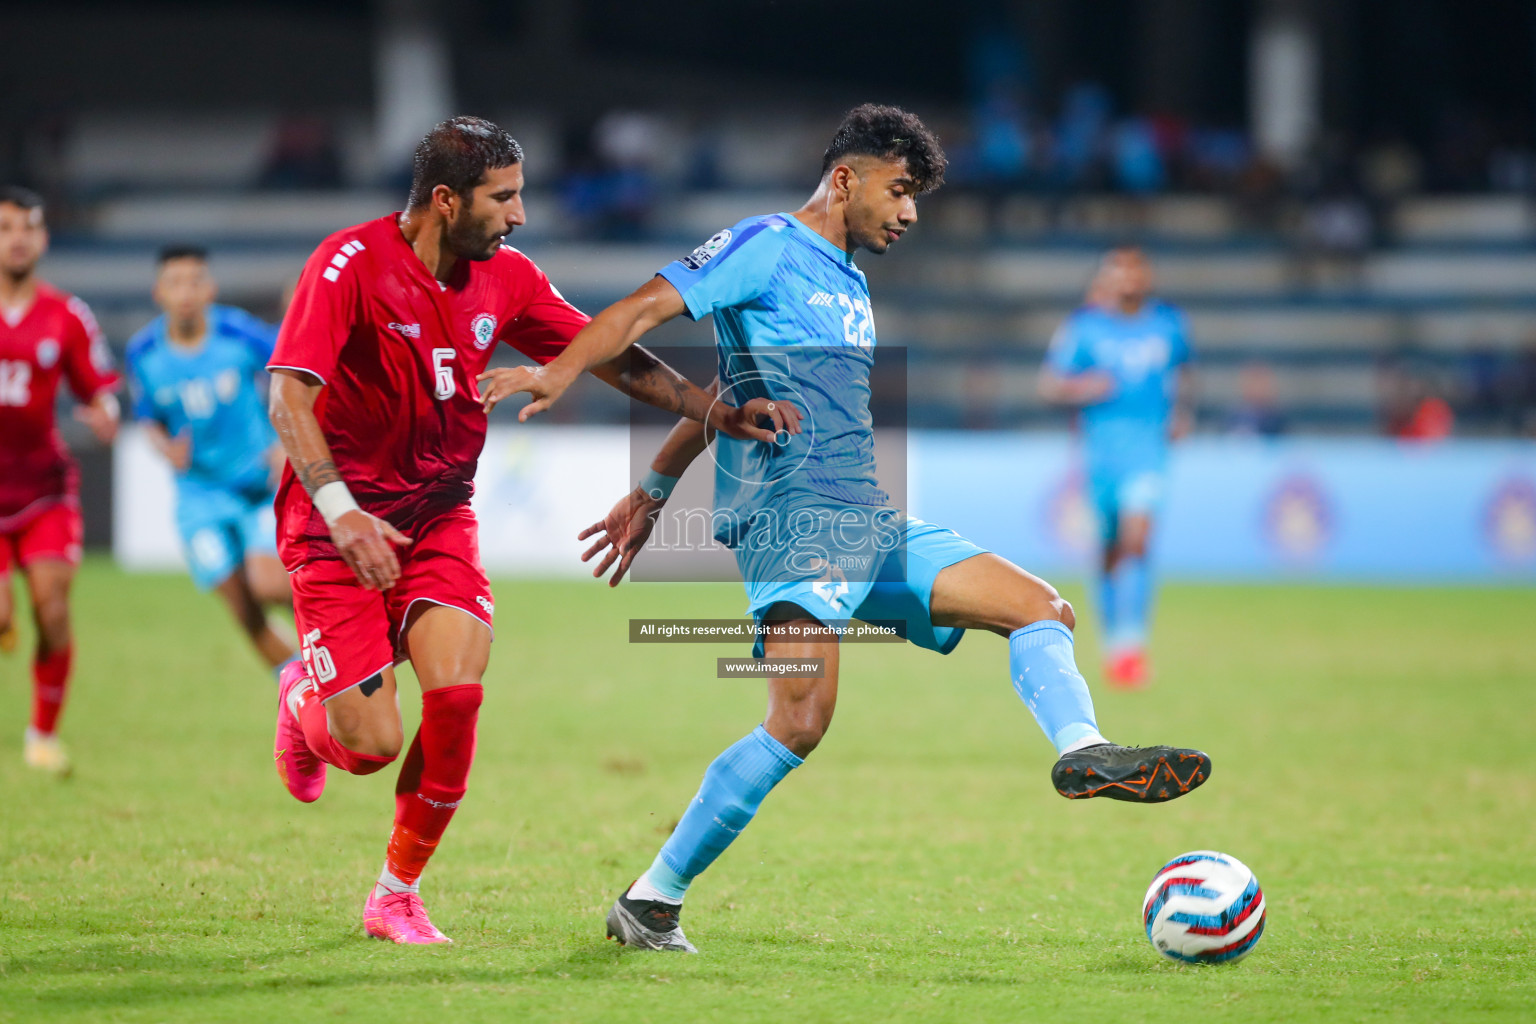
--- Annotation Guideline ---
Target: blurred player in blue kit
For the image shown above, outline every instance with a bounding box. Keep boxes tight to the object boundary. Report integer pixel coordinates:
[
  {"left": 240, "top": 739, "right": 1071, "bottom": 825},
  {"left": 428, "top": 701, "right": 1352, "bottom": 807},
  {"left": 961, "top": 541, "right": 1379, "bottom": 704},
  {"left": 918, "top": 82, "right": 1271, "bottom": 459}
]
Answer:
[
  {"left": 480, "top": 105, "right": 1212, "bottom": 953},
  {"left": 1038, "top": 248, "right": 1193, "bottom": 688},
  {"left": 125, "top": 247, "right": 297, "bottom": 673}
]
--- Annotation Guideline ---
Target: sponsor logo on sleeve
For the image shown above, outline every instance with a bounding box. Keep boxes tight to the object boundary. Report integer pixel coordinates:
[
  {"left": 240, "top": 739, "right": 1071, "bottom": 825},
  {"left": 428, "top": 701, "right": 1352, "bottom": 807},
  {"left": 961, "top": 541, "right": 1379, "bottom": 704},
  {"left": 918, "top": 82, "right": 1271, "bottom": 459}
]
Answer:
[{"left": 680, "top": 228, "right": 732, "bottom": 271}]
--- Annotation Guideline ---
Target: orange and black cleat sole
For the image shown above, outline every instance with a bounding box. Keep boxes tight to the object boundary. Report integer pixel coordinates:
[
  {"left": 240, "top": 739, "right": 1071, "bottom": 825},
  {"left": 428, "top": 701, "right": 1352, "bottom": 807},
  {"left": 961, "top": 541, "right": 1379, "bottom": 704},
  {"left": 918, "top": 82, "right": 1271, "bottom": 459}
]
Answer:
[{"left": 1051, "top": 745, "right": 1211, "bottom": 803}]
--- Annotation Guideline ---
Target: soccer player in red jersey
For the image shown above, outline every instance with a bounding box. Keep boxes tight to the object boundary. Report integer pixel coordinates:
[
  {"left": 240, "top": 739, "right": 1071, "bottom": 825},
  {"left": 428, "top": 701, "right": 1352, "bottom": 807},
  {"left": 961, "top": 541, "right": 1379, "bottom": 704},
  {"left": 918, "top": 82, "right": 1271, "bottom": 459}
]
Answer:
[
  {"left": 0, "top": 186, "right": 120, "bottom": 776},
  {"left": 266, "top": 117, "right": 791, "bottom": 944}
]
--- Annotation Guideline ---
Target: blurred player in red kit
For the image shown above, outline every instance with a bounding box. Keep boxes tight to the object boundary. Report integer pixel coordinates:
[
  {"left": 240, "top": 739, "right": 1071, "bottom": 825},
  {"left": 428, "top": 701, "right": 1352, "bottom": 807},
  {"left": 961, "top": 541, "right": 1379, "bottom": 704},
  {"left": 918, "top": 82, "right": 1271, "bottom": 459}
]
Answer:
[
  {"left": 267, "top": 117, "right": 790, "bottom": 944},
  {"left": 0, "top": 186, "right": 120, "bottom": 776}
]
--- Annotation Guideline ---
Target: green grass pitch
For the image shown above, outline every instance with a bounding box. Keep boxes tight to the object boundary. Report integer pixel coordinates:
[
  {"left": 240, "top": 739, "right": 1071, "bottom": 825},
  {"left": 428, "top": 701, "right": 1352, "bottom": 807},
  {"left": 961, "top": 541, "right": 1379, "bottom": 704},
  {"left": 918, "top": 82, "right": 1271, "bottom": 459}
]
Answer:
[{"left": 0, "top": 559, "right": 1532, "bottom": 1022}]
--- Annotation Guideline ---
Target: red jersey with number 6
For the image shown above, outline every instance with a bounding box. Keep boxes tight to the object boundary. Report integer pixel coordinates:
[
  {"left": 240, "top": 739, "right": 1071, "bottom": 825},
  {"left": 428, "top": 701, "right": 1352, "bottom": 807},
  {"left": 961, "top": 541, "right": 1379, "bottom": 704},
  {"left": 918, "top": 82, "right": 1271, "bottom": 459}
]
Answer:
[
  {"left": 0, "top": 282, "right": 117, "bottom": 532},
  {"left": 268, "top": 214, "right": 589, "bottom": 569}
]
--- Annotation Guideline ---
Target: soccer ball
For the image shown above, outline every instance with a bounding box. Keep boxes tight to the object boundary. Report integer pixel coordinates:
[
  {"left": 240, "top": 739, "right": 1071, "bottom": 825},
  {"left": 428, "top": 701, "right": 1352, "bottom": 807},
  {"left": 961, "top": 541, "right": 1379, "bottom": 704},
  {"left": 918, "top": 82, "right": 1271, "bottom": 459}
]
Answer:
[{"left": 1142, "top": 850, "right": 1266, "bottom": 964}]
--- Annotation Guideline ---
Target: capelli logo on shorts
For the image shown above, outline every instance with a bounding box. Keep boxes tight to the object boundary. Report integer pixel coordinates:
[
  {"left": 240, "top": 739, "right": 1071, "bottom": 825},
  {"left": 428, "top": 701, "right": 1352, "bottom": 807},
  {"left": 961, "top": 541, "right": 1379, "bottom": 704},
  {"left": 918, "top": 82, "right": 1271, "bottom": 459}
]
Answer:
[{"left": 476, "top": 595, "right": 495, "bottom": 616}]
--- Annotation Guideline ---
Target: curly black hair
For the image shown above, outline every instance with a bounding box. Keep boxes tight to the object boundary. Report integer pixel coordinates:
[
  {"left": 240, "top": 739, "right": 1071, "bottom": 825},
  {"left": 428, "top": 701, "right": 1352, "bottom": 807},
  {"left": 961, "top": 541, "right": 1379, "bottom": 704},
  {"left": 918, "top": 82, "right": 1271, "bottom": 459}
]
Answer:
[
  {"left": 820, "top": 103, "right": 946, "bottom": 193},
  {"left": 408, "top": 116, "right": 524, "bottom": 209}
]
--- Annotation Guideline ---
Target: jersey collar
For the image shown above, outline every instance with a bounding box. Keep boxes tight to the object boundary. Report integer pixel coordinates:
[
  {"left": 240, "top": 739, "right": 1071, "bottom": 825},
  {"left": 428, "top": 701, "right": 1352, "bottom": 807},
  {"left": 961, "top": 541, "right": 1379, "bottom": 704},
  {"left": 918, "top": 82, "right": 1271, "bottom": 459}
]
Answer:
[{"left": 782, "top": 212, "right": 857, "bottom": 267}]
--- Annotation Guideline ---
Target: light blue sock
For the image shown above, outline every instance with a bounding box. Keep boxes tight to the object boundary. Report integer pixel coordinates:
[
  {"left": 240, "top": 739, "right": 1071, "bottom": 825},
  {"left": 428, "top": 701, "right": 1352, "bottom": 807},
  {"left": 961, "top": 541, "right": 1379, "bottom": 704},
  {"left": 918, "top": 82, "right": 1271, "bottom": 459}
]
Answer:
[
  {"left": 1010, "top": 620, "right": 1108, "bottom": 755},
  {"left": 1109, "top": 554, "right": 1151, "bottom": 652},
  {"left": 638, "top": 725, "right": 803, "bottom": 902}
]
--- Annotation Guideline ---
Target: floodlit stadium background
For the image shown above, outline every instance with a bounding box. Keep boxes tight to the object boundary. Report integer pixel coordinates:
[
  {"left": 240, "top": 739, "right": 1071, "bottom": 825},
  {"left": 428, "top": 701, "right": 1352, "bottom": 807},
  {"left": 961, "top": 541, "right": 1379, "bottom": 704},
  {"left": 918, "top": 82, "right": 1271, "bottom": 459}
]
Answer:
[{"left": 5, "top": 0, "right": 1535, "bottom": 582}]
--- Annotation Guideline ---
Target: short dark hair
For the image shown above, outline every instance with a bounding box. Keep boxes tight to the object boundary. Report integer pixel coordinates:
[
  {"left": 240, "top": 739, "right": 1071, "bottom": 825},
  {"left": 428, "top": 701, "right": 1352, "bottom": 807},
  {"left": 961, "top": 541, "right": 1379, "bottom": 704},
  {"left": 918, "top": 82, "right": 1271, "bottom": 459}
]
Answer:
[
  {"left": 820, "top": 104, "right": 946, "bottom": 193},
  {"left": 0, "top": 185, "right": 44, "bottom": 213},
  {"left": 408, "top": 116, "right": 524, "bottom": 209},
  {"left": 157, "top": 244, "right": 208, "bottom": 266}
]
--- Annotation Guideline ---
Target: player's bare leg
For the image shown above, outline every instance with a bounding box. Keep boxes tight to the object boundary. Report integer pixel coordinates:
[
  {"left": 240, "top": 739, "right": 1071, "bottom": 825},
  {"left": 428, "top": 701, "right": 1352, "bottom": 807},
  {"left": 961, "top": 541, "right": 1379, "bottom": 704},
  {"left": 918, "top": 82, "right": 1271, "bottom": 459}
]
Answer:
[
  {"left": 1103, "top": 512, "right": 1153, "bottom": 688},
  {"left": 22, "top": 558, "right": 75, "bottom": 775},
  {"left": 274, "top": 658, "right": 401, "bottom": 805},
  {"left": 213, "top": 567, "right": 296, "bottom": 671},
  {"left": 245, "top": 552, "right": 293, "bottom": 608},
  {"left": 609, "top": 614, "right": 835, "bottom": 953},
  {"left": 761, "top": 618, "right": 841, "bottom": 759},
  {"left": 0, "top": 568, "right": 16, "bottom": 654},
  {"left": 928, "top": 552, "right": 1208, "bottom": 802},
  {"left": 362, "top": 603, "right": 488, "bottom": 945}
]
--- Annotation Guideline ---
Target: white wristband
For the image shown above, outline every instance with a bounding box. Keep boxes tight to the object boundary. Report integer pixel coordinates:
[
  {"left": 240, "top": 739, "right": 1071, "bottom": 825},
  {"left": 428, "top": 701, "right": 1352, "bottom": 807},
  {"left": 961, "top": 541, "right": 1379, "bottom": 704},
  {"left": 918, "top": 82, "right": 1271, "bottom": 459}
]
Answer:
[{"left": 313, "top": 481, "right": 360, "bottom": 527}]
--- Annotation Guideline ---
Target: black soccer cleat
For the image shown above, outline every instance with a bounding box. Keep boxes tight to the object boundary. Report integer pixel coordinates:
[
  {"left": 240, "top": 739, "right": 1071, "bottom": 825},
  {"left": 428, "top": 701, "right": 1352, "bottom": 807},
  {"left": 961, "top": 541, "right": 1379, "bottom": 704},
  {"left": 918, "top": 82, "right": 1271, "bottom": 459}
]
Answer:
[
  {"left": 605, "top": 888, "right": 698, "bottom": 953},
  {"left": 1051, "top": 743, "right": 1211, "bottom": 803}
]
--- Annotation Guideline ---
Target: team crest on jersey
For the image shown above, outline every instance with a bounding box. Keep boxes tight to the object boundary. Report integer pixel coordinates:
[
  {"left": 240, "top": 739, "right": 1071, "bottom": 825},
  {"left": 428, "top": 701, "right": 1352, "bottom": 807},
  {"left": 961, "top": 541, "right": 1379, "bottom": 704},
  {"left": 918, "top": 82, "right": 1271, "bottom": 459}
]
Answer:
[
  {"left": 470, "top": 313, "right": 497, "bottom": 350},
  {"left": 680, "top": 229, "right": 732, "bottom": 271},
  {"left": 35, "top": 338, "right": 59, "bottom": 369}
]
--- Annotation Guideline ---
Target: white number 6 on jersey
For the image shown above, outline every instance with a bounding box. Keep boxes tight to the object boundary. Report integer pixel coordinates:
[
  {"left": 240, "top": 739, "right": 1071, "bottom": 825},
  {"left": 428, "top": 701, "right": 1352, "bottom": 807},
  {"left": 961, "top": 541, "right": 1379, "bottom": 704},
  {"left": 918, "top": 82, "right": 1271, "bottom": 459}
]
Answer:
[{"left": 432, "top": 348, "right": 456, "bottom": 401}]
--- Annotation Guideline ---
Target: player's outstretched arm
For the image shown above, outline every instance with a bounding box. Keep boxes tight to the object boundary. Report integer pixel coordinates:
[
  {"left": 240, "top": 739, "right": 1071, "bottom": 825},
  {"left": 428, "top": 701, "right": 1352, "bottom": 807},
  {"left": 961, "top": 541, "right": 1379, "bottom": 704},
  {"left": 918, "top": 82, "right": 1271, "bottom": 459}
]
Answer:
[
  {"left": 268, "top": 369, "right": 411, "bottom": 591},
  {"left": 578, "top": 388, "right": 716, "bottom": 587},
  {"left": 142, "top": 419, "right": 191, "bottom": 472},
  {"left": 73, "top": 392, "right": 120, "bottom": 443},
  {"left": 1037, "top": 367, "right": 1117, "bottom": 407},
  {"left": 476, "top": 278, "right": 798, "bottom": 443},
  {"left": 1170, "top": 365, "right": 1197, "bottom": 440},
  {"left": 478, "top": 277, "right": 681, "bottom": 419}
]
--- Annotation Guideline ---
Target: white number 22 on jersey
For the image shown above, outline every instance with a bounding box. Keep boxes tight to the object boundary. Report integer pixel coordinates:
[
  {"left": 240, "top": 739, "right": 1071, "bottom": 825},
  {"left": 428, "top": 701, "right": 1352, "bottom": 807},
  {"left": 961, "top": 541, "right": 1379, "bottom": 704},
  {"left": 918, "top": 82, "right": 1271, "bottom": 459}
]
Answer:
[
  {"left": 835, "top": 294, "right": 874, "bottom": 348},
  {"left": 432, "top": 348, "right": 455, "bottom": 400}
]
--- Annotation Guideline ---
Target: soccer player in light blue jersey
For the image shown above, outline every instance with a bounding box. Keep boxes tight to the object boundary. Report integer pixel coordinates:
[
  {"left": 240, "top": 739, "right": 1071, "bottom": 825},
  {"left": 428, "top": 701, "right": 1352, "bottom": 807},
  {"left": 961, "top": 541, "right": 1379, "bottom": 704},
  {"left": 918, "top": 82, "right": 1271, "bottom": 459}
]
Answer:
[
  {"left": 480, "top": 105, "right": 1211, "bottom": 952},
  {"left": 125, "top": 246, "right": 297, "bottom": 674},
  {"left": 1039, "top": 248, "right": 1193, "bottom": 688}
]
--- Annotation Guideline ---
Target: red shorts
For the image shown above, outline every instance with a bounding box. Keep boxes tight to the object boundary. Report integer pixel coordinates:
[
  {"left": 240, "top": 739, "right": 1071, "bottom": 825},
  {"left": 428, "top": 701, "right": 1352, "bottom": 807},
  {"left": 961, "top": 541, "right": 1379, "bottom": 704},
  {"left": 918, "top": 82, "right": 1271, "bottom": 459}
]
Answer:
[
  {"left": 0, "top": 502, "right": 83, "bottom": 579},
  {"left": 290, "top": 505, "right": 494, "bottom": 701}
]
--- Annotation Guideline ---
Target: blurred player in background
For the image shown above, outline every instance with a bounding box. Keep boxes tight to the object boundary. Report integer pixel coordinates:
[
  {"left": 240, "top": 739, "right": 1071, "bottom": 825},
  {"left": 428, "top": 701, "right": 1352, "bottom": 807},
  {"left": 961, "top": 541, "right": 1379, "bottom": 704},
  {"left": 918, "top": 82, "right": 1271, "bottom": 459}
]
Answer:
[
  {"left": 125, "top": 246, "right": 296, "bottom": 674},
  {"left": 1038, "top": 247, "right": 1193, "bottom": 687},
  {"left": 0, "top": 186, "right": 119, "bottom": 775},
  {"left": 266, "top": 117, "right": 785, "bottom": 945},
  {"left": 482, "top": 105, "right": 1211, "bottom": 954}
]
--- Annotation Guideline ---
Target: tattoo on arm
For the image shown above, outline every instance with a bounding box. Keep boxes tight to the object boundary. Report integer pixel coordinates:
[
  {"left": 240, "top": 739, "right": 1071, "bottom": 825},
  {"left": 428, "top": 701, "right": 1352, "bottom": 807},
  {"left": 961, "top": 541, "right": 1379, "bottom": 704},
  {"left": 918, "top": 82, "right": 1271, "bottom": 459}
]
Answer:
[
  {"left": 613, "top": 349, "right": 711, "bottom": 420},
  {"left": 296, "top": 458, "right": 343, "bottom": 496}
]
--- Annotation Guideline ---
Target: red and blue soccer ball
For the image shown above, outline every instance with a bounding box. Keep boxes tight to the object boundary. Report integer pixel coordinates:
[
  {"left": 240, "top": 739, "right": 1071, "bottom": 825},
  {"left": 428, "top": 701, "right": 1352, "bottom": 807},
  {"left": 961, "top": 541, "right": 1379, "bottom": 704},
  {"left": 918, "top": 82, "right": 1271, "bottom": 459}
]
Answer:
[{"left": 1142, "top": 850, "right": 1266, "bottom": 964}]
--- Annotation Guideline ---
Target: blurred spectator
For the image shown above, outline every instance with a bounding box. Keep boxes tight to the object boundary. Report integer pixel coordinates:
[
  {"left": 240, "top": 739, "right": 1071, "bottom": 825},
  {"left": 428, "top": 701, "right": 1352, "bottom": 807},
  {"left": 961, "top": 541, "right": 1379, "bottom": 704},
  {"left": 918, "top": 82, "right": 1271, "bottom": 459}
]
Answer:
[
  {"left": 1501, "top": 336, "right": 1536, "bottom": 436},
  {"left": 1054, "top": 82, "right": 1112, "bottom": 188},
  {"left": 1112, "top": 117, "right": 1164, "bottom": 194},
  {"left": 560, "top": 111, "right": 661, "bottom": 240},
  {"left": 1233, "top": 156, "right": 1286, "bottom": 233},
  {"left": 1380, "top": 362, "right": 1454, "bottom": 442},
  {"left": 973, "top": 88, "right": 1033, "bottom": 185},
  {"left": 1360, "top": 132, "right": 1422, "bottom": 203},
  {"left": 258, "top": 116, "right": 342, "bottom": 190},
  {"left": 1226, "top": 363, "right": 1288, "bottom": 438},
  {"left": 1293, "top": 185, "right": 1374, "bottom": 289}
]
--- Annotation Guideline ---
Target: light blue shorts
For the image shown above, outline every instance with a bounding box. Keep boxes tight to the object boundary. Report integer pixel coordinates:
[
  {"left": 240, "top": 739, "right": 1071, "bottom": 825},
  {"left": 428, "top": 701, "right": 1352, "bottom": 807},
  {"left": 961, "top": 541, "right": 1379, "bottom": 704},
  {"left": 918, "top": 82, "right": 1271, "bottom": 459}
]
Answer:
[
  {"left": 733, "top": 499, "right": 987, "bottom": 658},
  {"left": 177, "top": 484, "right": 278, "bottom": 591},
  {"left": 1089, "top": 468, "right": 1166, "bottom": 543}
]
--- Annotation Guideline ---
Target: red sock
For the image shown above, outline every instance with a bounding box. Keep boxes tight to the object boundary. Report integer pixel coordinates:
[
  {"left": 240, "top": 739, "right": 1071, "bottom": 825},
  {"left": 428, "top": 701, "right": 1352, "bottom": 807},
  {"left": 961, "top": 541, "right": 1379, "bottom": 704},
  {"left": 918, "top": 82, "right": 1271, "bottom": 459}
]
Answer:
[
  {"left": 296, "top": 688, "right": 395, "bottom": 776},
  {"left": 31, "top": 645, "right": 71, "bottom": 736},
  {"left": 386, "top": 683, "right": 483, "bottom": 885}
]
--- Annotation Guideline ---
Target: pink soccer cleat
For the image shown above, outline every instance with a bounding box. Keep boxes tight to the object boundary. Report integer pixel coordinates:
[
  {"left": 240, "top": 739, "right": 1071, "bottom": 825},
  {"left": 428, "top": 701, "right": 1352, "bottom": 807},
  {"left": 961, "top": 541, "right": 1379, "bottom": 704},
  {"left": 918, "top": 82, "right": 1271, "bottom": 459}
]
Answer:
[
  {"left": 364, "top": 889, "right": 453, "bottom": 944},
  {"left": 274, "top": 661, "right": 326, "bottom": 802}
]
